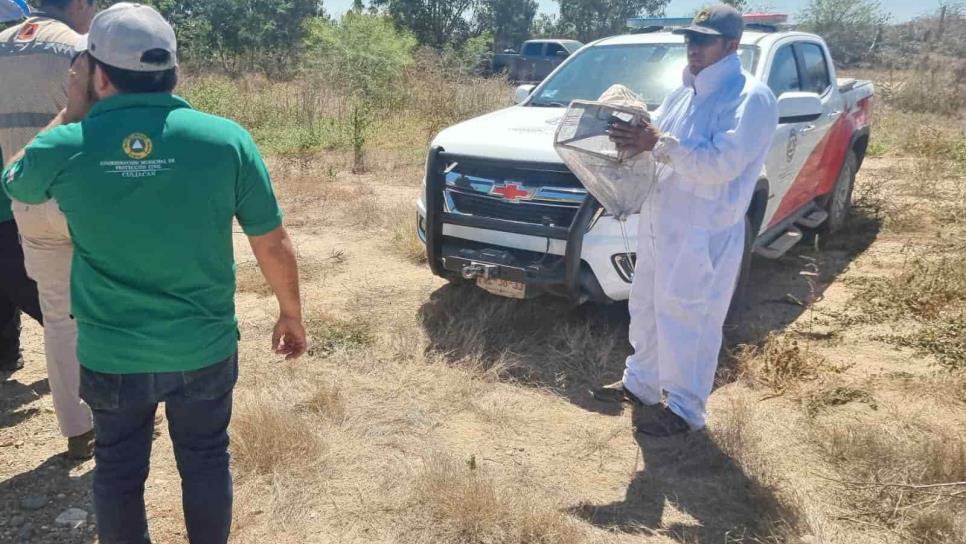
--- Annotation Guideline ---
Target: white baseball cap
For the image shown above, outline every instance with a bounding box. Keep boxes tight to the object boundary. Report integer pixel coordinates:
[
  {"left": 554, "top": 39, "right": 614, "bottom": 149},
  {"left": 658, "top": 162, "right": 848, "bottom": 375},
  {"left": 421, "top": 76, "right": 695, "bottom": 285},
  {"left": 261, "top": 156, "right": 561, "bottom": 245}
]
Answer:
[{"left": 76, "top": 2, "right": 177, "bottom": 72}]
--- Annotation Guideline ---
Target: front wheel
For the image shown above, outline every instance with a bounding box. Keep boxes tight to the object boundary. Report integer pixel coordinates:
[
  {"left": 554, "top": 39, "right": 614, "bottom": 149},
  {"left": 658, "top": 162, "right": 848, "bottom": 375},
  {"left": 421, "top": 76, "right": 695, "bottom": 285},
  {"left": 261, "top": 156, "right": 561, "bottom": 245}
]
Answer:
[{"left": 819, "top": 150, "right": 858, "bottom": 235}]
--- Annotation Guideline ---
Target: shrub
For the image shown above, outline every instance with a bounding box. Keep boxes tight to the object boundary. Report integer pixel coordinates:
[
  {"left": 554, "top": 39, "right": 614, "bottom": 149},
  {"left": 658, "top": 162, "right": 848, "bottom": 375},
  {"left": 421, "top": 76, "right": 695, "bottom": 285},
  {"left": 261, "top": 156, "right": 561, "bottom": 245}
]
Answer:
[
  {"left": 302, "top": 12, "right": 417, "bottom": 101},
  {"left": 798, "top": 0, "right": 888, "bottom": 66}
]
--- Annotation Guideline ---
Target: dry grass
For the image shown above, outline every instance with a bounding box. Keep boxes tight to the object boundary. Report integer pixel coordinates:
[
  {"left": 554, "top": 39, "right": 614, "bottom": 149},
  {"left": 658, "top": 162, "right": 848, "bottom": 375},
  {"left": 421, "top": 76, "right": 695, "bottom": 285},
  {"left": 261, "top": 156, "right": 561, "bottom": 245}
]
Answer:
[
  {"left": 846, "top": 249, "right": 966, "bottom": 371},
  {"left": 886, "top": 316, "right": 966, "bottom": 371},
  {"left": 231, "top": 388, "right": 327, "bottom": 477},
  {"left": 235, "top": 260, "right": 274, "bottom": 297},
  {"left": 418, "top": 286, "right": 629, "bottom": 391},
  {"left": 236, "top": 250, "right": 343, "bottom": 297},
  {"left": 387, "top": 203, "right": 427, "bottom": 264},
  {"left": 802, "top": 386, "right": 878, "bottom": 418},
  {"left": 843, "top": 73, "right": 966, "bottom": 375},
  {"left": 296, "top": 382, "right": 347, "bottom": 423},
  {"left": 850, "top": 166, "right": 930, "bottom": 233},
  {"left": 850, "top": 253, "right": 966, "bottom": 320},
  {"left": 304, "top": 308, "right": 374, "bottom": 358},
  {"left": 335, "top": 186, "right": 384, "bottom": 228},
  {"left": 855, "top": 60, "right": 966, "bottom": 117},
  {"left": 180, "top": 65, "right": 509, "bottom": 158},
  {"left": 811, "top": 415, "right": 966, "bottom": 542},
  {"left": 406, "top": 454, "right": 587, "bottom": 544},
  {"left": 733, "top": 333, "right": 828, "bottom": 394},
  {"left": 709, "top": 396, "right": 755, "bottom": 460},
  {"left": 851, "top": 66, "right": 966, "bottom": 173}
]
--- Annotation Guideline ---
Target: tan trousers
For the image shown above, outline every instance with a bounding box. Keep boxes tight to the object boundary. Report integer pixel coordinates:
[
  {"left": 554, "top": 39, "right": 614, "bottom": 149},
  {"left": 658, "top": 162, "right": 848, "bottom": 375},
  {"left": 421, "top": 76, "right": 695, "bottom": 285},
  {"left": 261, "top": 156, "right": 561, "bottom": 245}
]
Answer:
[{"left": 12, "top": 200, "right": 92, "bottom": 438}]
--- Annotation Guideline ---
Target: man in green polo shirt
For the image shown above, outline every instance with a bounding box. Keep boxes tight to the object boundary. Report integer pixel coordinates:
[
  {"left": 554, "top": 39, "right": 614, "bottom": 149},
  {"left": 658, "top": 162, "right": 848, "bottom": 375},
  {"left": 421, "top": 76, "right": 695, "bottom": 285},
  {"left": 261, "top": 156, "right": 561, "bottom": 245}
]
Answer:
[{"left": 3, "top": 4, "right": 306, "bottom": 543}]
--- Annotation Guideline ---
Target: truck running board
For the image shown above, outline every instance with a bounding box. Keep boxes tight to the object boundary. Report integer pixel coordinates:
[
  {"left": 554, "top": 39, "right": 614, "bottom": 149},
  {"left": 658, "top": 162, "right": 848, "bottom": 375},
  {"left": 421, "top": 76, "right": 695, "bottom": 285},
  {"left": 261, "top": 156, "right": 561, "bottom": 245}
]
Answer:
[
  {"left": 796, "top": 208, "right": 829, "bottom": 229},
  {"left": 755, "top": 227, "right": 803, "bottom": 259}
]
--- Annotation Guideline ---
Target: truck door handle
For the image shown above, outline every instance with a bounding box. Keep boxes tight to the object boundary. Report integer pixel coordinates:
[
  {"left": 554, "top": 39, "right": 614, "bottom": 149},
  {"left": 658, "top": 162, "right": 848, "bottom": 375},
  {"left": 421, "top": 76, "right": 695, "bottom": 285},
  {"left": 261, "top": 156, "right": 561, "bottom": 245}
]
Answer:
[
  {"left": 828, "top": 110, "right": 843, "bottom": 119},
  {"left": 800, "top": 124, "right": 817, "bottom": 133}
]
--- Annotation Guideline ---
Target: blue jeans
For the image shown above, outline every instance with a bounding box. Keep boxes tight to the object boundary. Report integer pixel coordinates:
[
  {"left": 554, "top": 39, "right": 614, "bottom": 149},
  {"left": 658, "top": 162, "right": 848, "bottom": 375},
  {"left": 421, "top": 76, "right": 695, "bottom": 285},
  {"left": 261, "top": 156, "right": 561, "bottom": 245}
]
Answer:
[{"left": 80, "top": 353, "right": 238, "bottom": 544}]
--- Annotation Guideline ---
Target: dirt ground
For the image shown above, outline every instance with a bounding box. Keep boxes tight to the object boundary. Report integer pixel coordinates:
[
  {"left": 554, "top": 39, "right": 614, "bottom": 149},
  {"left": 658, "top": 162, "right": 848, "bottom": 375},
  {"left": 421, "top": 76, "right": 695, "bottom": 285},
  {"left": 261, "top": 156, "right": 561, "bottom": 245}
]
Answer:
[{"left": 0, "top": 152, "right": 963, "bottom": 543}]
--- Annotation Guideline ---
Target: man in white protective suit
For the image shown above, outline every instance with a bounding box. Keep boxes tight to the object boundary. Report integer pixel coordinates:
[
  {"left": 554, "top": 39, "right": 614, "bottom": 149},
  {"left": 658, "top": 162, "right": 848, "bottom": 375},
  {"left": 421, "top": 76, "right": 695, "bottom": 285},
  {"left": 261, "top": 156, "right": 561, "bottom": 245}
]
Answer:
[{"left": 592, "top": 4, "right": 778, "bottom": 436}]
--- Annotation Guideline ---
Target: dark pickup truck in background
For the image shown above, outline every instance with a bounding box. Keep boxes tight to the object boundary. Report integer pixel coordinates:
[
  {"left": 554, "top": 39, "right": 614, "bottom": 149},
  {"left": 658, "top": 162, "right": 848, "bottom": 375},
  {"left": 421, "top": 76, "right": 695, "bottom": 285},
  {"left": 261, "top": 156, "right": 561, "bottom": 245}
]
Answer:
[{"left": 490, "top": 39, "right": 583, "bottom": 82}]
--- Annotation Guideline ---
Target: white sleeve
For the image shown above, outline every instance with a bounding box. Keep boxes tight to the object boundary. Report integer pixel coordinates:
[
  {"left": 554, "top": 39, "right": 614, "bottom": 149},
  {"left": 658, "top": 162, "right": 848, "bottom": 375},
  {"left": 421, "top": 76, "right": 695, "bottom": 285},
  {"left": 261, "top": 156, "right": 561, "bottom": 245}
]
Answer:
[
  {"left": 653, "top": 89, "right": 778, "bottom": 186},
  {"left": 649, "top": 90, "right": 677, "bottom": 125}
]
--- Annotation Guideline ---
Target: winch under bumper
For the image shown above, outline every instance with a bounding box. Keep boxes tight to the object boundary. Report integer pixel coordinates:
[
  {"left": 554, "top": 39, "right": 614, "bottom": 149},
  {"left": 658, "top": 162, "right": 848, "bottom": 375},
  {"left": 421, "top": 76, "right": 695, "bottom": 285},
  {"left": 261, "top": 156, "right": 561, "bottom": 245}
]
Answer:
[
  {"left": 440, "top": 242, "right": 610, "bottom": 302},
  {"left": 442, "top": 246, "right": 565, "bottom": 299}
]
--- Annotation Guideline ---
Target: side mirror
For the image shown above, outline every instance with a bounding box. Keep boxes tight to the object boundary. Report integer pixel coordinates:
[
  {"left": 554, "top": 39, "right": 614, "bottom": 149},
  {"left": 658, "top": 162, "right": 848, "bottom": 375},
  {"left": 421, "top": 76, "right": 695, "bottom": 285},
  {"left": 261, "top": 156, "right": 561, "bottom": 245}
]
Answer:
[
  {"left": 555, "top": 50, "right": 570, "bottom": 58},
  {"left": 513, "top": 84, "right": 536, "bottom": 105},
  {"left": 777, "top": 92, "right": 823, "bottom": 123}
]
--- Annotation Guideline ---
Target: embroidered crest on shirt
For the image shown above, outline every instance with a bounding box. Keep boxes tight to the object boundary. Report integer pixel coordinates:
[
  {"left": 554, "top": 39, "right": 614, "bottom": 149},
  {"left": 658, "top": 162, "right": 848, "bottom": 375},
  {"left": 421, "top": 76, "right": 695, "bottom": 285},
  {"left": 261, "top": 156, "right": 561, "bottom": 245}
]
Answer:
[
  {"left": 123, "top": 133, "right": 153, "bottom": 160},
  {"left": 102, "top": 135, "right": 174, "bottom": 178}
]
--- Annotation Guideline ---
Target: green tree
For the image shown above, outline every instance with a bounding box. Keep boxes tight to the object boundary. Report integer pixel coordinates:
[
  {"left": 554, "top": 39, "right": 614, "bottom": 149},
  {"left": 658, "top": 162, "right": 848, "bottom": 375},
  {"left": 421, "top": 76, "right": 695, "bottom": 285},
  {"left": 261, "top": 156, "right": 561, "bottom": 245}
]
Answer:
[
  {"left": 556, "top": 0, "right": 670, "bottom": 42},
  {"left": 475, "top": 0, "right": 538, "bottom": 51},
  {"left": 530, "top": 13, "right": 577, "bottom": 39},
  {"left": 303, "top": 12, "right": 417, "bottom": 99},
  {"left": 798, "top": 0, "right": 889, "bottom": 65},
  {"left": 721, "top": 0, "right": 747, "bottom": 10},
  {"left": 144, "top": 0, "right": 324, "bottom": 74},
  {"left": 370, "top": 0, "right": 475, "bottom": 47}
]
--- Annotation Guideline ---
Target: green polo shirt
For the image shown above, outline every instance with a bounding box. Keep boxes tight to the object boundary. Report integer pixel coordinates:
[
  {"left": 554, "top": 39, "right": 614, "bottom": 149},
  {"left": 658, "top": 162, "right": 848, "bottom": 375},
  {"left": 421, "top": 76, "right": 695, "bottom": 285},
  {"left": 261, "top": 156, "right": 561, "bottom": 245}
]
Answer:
[
  {"left": 1, "top": 93, "right": 282, "bottom": 374},
  {"left": 0, "top": 147, "right": 11, "bottom": 224}
]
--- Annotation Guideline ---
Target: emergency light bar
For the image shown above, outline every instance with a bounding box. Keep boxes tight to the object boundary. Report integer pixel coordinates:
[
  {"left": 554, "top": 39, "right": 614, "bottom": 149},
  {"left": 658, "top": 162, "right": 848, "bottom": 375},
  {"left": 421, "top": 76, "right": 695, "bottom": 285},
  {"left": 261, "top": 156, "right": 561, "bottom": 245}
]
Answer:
[
  {"left": 626, "top": 12, "right": 789, "bottom": 31},
  {"left": 0, "top": 0, "right": 30, "bottom": 22},
  {"left": 626, "top": 17, "right": 695, "bottom": 29},
  {"left": 743, "top": 13, "right": 789, "bottom": 25}
]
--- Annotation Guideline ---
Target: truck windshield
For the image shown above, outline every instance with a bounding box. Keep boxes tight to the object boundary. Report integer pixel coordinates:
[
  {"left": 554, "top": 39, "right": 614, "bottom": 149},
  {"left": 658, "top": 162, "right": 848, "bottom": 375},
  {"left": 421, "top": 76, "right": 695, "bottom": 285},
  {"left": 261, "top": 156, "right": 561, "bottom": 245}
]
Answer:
[{"left": 528, "top": 44, "right": 758, "bottom": 109}]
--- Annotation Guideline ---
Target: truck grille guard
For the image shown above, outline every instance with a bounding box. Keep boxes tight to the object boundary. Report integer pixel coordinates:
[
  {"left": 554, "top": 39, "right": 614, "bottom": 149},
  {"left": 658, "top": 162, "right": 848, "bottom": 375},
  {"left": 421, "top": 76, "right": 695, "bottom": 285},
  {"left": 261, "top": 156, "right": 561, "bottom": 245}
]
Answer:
[{"left": 424, "top": 146, "right": 602, "bottom": 303}]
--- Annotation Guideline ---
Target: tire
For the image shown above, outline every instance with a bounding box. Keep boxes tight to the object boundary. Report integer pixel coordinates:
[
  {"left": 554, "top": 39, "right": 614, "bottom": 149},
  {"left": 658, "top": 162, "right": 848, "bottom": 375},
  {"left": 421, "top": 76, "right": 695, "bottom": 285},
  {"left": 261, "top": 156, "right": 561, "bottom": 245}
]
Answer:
[
  {"left": 819, "top": 150, "right": 858, "bottom": 235},
  {"left": 727, "top": 214, "right": 754, "bottom": 321}
]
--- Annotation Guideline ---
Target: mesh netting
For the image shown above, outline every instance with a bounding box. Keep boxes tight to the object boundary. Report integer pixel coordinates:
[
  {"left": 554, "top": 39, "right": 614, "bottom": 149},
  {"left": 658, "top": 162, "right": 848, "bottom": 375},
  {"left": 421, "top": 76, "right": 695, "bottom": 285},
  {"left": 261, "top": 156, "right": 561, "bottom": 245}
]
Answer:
[{"left": 553, "top": 85, "right": 659, "bottom": 222}]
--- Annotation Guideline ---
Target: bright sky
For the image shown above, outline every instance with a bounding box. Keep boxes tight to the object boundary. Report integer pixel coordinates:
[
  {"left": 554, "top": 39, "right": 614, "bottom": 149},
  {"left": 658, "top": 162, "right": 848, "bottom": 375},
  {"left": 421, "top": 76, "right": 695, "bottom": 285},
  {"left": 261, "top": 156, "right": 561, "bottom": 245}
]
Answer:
[{"left": 327, "top": 0, "right": 942, "bottom": 22}]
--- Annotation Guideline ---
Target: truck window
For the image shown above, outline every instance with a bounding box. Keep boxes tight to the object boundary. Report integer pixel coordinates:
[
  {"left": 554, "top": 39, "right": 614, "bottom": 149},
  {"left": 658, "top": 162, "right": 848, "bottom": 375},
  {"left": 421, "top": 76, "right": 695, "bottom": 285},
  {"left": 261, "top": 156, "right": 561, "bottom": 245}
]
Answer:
[
  {"left": 530, "top": 43, "right": 758, "bottom": 109},
  {"left": 522, "top": 42, "right": 543, "bottom": 57},
  {"left": 545, "top": 43, "right": 566, "bottom": 57},
  {"left": 767, "top": 45, "right": 801, "bottom": 97},
  {"left": 562, "top": 40, "right": 584, "bottom": 53},
  {"left": 799, "top": 43, "right": 831, "bottom": 94}
]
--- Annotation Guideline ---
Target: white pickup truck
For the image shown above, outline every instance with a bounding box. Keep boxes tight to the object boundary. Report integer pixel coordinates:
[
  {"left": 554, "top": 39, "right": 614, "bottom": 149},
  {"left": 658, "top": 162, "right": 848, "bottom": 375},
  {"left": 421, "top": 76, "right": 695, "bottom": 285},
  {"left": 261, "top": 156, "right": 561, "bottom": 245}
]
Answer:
[{"left": 417, "top": 18, "right": 874, "bottom": 305}]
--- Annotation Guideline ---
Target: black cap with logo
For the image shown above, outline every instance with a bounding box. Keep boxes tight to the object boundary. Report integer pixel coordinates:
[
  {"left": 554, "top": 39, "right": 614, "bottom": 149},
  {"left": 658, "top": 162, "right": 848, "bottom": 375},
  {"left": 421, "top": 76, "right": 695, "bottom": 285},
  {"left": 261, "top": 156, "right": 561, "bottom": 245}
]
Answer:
[{"left": 673, "top": 4, "right": 744, "bottom": 40}]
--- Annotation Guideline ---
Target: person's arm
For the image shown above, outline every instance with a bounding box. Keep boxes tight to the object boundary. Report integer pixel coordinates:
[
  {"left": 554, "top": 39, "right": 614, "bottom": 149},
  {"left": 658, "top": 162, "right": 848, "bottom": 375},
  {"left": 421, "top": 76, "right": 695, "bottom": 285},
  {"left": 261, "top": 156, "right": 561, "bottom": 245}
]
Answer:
[
  {"left": 652, "top": 90, "right": 778, "bottom": 185},
  {"left": 249, "top": 226, "right": 306, "bottom": 360},
  {"left": 2, "top": 120, "right": 73, "bottom": 204},
  {"left": 609, "top": 88, "right": 778, "bottom": 186},
  {"left": 235, "top": 132, "right": 305, "bottom": 360}
]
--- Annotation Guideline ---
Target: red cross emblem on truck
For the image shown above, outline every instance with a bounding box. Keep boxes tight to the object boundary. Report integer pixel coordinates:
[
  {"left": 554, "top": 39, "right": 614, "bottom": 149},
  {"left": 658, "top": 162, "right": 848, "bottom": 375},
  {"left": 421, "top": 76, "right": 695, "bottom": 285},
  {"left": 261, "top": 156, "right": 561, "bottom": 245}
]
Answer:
[{"left": 491, "top": 182, "right": 534, "bottom": 202}]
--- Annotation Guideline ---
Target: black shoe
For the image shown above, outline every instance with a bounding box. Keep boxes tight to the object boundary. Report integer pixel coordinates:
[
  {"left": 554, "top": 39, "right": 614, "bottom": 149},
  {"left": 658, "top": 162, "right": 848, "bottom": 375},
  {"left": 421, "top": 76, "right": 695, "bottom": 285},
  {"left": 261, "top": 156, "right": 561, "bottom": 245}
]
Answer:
[
  {"left": 591, "top": 380, "right": 644, "bottom": 405},
  {"left": 0, "top": 353, "right": 24, "bottom": 372},
  {"left": 67, "top": 429, "right": 95, "bottom": 460},
  {"left": 634, "top": 405, "right": 691, "bottom": 437}
]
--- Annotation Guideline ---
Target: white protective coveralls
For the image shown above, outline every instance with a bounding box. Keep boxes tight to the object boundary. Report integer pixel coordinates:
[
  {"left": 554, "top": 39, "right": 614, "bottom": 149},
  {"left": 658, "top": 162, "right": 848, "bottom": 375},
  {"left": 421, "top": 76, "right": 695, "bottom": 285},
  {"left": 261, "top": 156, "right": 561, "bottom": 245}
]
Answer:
[{"left": 622, "top": 52, "right": 778, "bottom": 429}]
